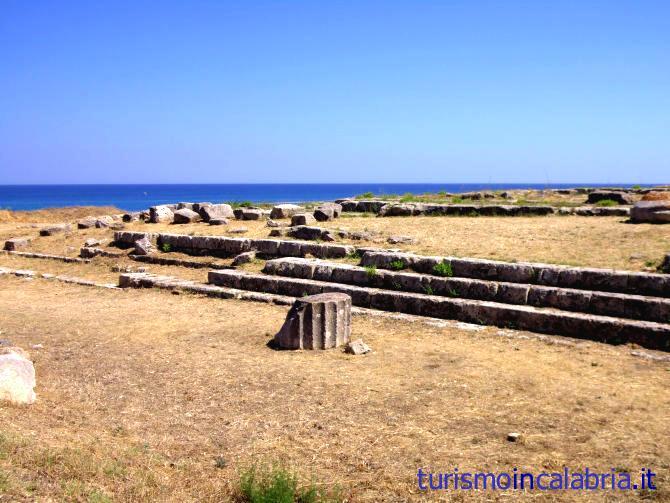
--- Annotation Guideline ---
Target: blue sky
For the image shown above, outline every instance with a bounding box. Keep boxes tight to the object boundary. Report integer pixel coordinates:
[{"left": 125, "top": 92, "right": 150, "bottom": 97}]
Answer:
[{"left": 1, "top": 1, "right": 668, "bottom": 184}]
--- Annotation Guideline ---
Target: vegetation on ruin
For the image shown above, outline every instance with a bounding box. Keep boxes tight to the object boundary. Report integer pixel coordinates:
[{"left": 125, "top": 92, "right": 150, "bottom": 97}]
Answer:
[{"left": 432, "top": 260, "right": 453, "bottom": 277}]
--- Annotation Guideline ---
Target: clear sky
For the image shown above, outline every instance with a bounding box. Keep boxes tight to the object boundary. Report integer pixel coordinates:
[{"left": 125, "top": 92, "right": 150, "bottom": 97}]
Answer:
[{"left": 1, "top": 1, "right": 668, "bottom": 184}]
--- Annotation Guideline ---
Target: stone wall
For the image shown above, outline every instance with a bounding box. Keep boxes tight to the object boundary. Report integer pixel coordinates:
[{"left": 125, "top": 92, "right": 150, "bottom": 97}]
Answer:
[
  {"left": 153, "top": 233, "right": 354, "bottom": 259},
  {"left": 208, "top": 269, "right": 670, "bottom": 351},
  {"left": 263, "top": 257, "right": 670, "bottom": 323},
  {"left": 359, "top": 251, "right": 670, "bottom": 297}
]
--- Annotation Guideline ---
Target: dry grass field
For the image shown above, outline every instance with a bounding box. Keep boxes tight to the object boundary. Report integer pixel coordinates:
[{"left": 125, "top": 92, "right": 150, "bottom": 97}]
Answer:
[
  {"left": 1, "top": 207, "right": 670, "bottom": 501},
  {"left": 1, "top": 277, "right": 669, "bottom": 502},
  {"left": 1, "top": 206, "right": 668, "bottom": 271}
]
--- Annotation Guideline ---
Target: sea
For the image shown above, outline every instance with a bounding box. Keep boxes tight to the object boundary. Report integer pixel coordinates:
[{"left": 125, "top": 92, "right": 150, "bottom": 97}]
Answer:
[{"left": 0, "top": 183, "right": 651, "bottom": 211}]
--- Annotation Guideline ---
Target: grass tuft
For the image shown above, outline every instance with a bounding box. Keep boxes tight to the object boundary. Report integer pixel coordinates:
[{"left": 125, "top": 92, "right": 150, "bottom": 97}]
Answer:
[
  {"left": 595, "top": 199, "right": 619, "bottom": 207},
  {"left": 235, "top": 464, "right": 340, "bottom": 503},
  {"left": 355, "top": 192, "right": 374, "bottom": 199},
  {"left": 389, "top": 260, "right": 406, "bottom": 271},
  {"left": 432, "top": 261, "right": 453, "bottom": 277}
]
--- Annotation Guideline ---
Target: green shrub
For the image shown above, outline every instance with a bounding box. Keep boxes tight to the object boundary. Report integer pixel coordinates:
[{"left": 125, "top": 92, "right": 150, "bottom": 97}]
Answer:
[
  {"left": 364, "top": 266, "right": 377, "bottom": 279},
  {"left": 632, "top": 184, "right": 642, "bottom": 190},
  {"left": 595, "top": 199, "right": 618, "bottom": 207},
  {"left": 356, "top": 191, "right": 374, "bottom": 199},
  {"left": 235, "top": 464, "right": 340, "bottom": 503},
  {"left": 399, "top": 193, "right": 417, "bottom": 202},
  {"left": 389, "top": 260, "right": 406, "bottom": 271},
  {"left": 451, "top": 196, "right": 464, "bottom": 204},
  {"left": 160, "top": 242, "right": 172, "bottom": 253},
  {"left": 423, "top": 284, "right": 434, "bottom": 295},
  {"left": 432, "top": 261, "right": 453, "bottom": 277}
]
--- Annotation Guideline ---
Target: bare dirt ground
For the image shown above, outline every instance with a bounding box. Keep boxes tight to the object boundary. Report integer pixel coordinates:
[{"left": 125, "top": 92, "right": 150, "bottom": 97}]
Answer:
[{"left": 1, "top": 277, "right": 669, "bottom": 502}]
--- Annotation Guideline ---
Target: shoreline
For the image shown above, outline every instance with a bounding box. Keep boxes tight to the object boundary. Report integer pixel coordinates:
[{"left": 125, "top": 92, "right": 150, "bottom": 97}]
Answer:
[{"left": 2, "top": 183, "right": 668, "bottom": 212}]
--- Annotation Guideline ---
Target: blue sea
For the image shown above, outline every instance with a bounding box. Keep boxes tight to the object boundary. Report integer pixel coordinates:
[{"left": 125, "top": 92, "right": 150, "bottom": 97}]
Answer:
[{"left": 0, "top": 183, "right": 650, "bottom": 211}]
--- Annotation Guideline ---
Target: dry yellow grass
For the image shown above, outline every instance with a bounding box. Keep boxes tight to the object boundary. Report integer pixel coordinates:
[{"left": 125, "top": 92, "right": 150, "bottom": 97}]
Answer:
[
  {"left": 642, "top": 192, "right": 670, "bottom": 201},
  {"left": 0, "top": 206, "right": 123, "bottom": 224},
  {"left": 119, "top": 215, "right": 670, "bottom": 271},
  {"left": 0, "top": 277, "right": 669, "bottom": 501},
  {"left": 2, "top": 206, "right": 668, "bottom": 271}
]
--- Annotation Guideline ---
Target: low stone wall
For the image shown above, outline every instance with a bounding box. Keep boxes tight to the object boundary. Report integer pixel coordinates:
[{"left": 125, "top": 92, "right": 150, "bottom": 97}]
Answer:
[
  {"left": 153, "top": 233, "right": 354, "bottom": 259},
  {"left": 378, "top": 203, "right": 556, "bottom": 217},
  {"left": 263, "top": 257, "right": 670, "bottom": 323},
  {"left": 359, "top": 251, "right": 670, "bottom": 297},
  {"left": 208, "top": 270, "right": 670, "bottom": 351},
  {"left": 335, "top": 199, "right": 389, "bottom": 213},
  {"left": 118, "top": 272, "right": 294, "bottom": 305},
  {"left": 2, "top": 250, "right": 90, "bottom": 264},
  {"left": 129, "top": 254, "right": 231, "bottom": 269},
  {"left": 568, "top": 206, "right": 630, "bottom": 217},
  {"left": 335, "top": 200, "right": 629, "bottom": 217},
  {"left": 113, "top": 231, "right": 157, "bottom": 248}
]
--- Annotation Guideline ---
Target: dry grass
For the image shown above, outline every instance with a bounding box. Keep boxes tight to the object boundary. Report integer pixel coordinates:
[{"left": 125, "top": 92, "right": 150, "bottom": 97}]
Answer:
[
  {"left": 2, "top": 204, "right": 668, "bottom": 271},
  {"left": 0, "top": 277, "right": 669, "bottom": 501},
  {"left": 115, "top": 215, "right": 670, "bottom": 271},
  {"left": 642, "top": 192, "right": 670, "bottom": 201},
  {"left": 0, "top": 206, "right": 123, "bottom": 224}
]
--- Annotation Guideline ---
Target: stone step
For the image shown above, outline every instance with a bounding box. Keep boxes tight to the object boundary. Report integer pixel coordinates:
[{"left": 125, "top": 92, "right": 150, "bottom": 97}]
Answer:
[
  {"left": 119, "top": 272, "right": 295, "bottom": 305},
  {"left": 359, "top": 251, "right": 670, "bottom": 298},
  {"left": 207, "top": 269, "right": 670, "bottom": 351},
  {"left": 262, "top": 258, "right": 670, "bottom": 323},
  {"left": 129, "top": 254, "right": 232, "bottom": 270},
  {"left": 127, "top": 233, "right": 354, "bottom": 259}
]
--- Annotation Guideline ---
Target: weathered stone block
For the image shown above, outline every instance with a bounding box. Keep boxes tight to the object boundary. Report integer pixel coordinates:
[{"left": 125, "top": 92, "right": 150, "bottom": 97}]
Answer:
[
  {"left": 270, "top": 204, "right": 305, "bottom": 219},
  {"left": 0, "top": 347, "right": 36, "bottom": 405},
  {"left": 77, "top": 217, "right": 96, "bottom": 229},
  {"left": 134, "top": 236, "right": 153, "bottom": 256},
  {"left": 587, "top": 191, "right": 633, "bottom": 205},
  {"left": 200, "top": 204, "right": 234, "bottom": 222},
  {"left": 149, "top": 205, "right": 174, "bottom": 223},
  {"left": 291, "top": 213, "right": 317, "bottom": 226},
  {"left": 495, "top": 284, "right": 530, "bottom": 304},
  {"left": 4, "top": 238, "right": 30, "bottom": 251},
  {"left": 39, "top": 224, "right": 71, "bottom": 236},
  {"left": 278, "top": 241, "right": 304, "bottom": 257},
  {"left": 254, "top": 239, "right": 281, "bottom": 256},
  {"left": 273, "top": 292, "right": 351, "bottom": 350},
  {"left": 173, "top": 208, "right": 201, "bottom": 224}
]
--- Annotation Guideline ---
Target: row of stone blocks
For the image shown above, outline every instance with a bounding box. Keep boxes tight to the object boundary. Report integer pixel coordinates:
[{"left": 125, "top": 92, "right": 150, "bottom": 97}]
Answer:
[
  {"left": 113, "top": 231, "right": 354, "bottom": 258},
  {"left": 207, "top": 269, "right": 670, "bottom": 351},
  {"left": 359, "top": 251, "right": 670, "bottom": 298},
  {"left": 262, "top": 258, "right": 670, "bottom": 323},
  {"left": 379, "top": 203, "right": 557, "bottom": 217},
  {"left": 118, "top": 272, "right": 295, "bottom": 305},
  {"left": 335, "top": 200, "right": 559, "bottom": 216}
]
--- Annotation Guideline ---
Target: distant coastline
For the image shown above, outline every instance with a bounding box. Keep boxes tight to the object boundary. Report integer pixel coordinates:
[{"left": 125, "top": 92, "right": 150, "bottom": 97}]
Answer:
[{"left": 0, "top": 183, "right": 663, "bottom": 211}]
